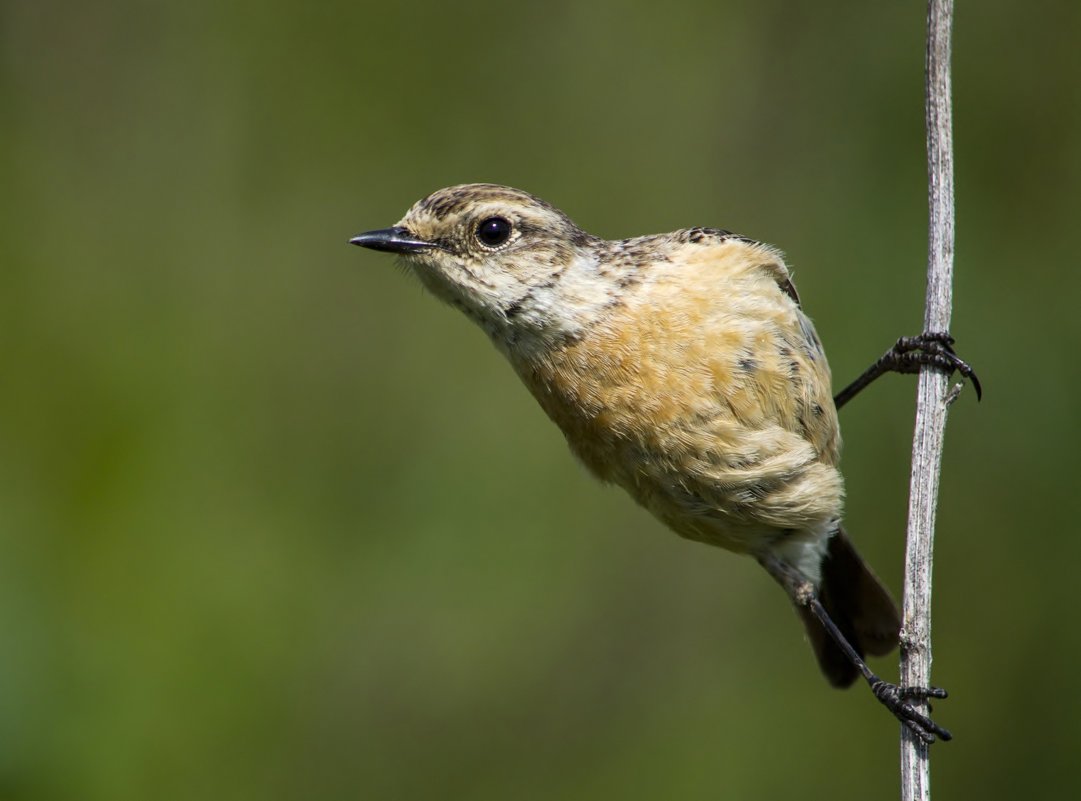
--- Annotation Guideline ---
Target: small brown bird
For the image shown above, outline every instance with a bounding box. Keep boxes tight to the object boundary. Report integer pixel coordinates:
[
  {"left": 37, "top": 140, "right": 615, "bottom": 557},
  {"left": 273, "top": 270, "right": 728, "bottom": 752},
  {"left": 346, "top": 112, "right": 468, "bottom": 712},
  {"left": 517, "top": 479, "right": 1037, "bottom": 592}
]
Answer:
[{"left": 351, "top": 183, "right": 976, "bottom": 742}]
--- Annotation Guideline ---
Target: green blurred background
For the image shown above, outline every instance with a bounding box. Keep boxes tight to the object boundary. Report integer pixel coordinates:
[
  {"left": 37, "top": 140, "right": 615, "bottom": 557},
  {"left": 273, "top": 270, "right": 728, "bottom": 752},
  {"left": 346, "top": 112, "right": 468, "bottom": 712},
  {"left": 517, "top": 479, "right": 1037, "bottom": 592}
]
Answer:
[{"left": 3, "top": 1, "right": 1079, "bottom": 798}]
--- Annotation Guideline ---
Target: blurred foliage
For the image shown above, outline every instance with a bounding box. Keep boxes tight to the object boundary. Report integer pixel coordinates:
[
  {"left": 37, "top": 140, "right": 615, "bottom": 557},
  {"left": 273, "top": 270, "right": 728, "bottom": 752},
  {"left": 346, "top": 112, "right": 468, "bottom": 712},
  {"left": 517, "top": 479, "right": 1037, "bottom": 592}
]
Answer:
[{"left": 2, "top": 0, "right": 1080, "bottom": 798}]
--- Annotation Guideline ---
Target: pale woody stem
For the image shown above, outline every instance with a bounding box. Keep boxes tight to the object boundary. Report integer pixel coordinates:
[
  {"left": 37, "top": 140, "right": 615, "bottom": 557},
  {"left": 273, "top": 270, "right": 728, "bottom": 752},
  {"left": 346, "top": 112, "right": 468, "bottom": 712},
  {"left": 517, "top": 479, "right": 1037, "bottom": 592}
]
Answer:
[{"left": 900, "top": 1, "right": 955, "bottom": 800}]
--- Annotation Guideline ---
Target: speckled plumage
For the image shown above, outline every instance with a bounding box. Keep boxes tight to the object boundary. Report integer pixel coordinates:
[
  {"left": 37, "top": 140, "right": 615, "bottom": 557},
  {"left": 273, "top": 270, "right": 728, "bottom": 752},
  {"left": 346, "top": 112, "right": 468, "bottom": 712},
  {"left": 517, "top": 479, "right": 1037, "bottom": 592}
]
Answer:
[
  {"left": 353, "top": 183, "right": 900, "bottom": 688},
  {"left": 520, "top": 234, "right": 845, "bottom": 571}
]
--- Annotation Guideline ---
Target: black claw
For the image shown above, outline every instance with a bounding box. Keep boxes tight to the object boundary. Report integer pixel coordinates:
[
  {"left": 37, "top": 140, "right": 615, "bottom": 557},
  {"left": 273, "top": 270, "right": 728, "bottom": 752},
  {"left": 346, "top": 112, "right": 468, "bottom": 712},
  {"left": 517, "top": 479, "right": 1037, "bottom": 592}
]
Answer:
[{"left": 871, "top": 679, "right": 953, "bottom": 743}]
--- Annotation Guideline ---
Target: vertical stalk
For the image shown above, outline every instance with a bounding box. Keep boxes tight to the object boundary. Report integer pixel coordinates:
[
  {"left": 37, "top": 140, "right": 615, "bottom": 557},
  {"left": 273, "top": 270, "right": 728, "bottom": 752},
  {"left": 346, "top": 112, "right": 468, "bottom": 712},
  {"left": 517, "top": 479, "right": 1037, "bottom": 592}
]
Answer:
[{"left": 901, "top": 1, "right": 955, "bottom": 799}]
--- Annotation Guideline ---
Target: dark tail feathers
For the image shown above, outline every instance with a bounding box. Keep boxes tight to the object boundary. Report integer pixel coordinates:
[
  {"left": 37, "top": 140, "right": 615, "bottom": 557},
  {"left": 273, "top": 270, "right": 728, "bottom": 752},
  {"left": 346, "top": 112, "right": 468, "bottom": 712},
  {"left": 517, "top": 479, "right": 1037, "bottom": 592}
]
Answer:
[{"left": 797, "top": 528, "right": 901, "bottom": 688}]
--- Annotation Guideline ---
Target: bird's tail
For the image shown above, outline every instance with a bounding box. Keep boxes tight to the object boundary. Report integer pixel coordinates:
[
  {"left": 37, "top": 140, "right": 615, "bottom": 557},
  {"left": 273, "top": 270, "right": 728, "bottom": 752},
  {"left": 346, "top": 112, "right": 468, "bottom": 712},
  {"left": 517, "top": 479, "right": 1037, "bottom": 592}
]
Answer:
[{"left": 797, "top": 528, "right": 901, "bottom": 688}]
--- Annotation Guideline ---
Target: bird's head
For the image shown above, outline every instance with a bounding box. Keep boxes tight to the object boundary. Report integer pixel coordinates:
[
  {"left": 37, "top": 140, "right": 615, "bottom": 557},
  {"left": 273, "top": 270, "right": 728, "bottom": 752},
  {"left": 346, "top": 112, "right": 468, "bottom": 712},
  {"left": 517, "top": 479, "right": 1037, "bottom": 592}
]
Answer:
[{"left": 351, "top": 184, "right": 608, "bottom": 349}]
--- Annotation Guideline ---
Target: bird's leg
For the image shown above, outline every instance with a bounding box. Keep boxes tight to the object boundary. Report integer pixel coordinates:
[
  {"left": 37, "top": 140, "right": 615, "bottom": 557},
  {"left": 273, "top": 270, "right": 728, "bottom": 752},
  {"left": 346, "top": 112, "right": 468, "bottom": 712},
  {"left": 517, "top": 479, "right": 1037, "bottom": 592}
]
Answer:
[
  {"left": 757, "top": 554, "right": 952, "bottom": 744},
  {"left": 804, "top": 595, "right": 951, "bottom": 744},
  {"left": 833, "top": 332, "right": 981, "bottom": 410}
]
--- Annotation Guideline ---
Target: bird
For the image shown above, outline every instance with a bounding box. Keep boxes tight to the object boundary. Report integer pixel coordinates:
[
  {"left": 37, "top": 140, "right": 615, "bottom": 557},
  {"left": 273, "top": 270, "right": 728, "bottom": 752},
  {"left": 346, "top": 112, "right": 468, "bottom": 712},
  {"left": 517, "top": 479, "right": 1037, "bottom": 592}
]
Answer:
[{"left": 350, "top": 183, "right": 975, "bottom": 742}]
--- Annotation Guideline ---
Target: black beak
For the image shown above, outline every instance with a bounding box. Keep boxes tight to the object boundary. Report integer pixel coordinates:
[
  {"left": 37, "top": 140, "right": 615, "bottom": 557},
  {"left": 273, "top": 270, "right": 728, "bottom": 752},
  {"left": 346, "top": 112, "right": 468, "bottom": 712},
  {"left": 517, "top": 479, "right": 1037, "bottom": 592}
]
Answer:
[{"left": 349, "top": 227, "right": 434, "bottom": 254}]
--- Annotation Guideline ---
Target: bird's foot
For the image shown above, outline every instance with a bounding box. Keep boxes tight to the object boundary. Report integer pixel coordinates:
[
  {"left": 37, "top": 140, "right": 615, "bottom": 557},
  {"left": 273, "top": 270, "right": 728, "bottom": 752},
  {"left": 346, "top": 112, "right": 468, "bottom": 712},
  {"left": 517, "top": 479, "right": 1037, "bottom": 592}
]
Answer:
[
  {"left": 833, "top": 330, "right": 982, "bottom": 409},
  {"left": 886, "top": 332, "right": 982, "bottom": 400},
  {"left": 870, "top": 678, "right": 952, "bottom": 744}
]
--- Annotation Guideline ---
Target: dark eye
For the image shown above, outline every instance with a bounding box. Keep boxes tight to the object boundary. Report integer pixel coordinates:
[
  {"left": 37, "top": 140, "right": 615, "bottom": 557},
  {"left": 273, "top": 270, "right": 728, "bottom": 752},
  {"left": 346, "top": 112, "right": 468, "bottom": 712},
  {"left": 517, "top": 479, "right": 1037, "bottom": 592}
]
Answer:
[{"left": 476, "top": 216, "right": 512, "bottom": 247}]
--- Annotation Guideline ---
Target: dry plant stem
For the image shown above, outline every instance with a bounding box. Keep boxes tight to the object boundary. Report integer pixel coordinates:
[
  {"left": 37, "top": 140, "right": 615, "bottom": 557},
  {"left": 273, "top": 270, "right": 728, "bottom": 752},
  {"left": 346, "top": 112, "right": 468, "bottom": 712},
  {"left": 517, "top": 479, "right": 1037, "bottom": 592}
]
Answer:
[{"left": 902, "top": 0, "right": 955, "bottom": 799}]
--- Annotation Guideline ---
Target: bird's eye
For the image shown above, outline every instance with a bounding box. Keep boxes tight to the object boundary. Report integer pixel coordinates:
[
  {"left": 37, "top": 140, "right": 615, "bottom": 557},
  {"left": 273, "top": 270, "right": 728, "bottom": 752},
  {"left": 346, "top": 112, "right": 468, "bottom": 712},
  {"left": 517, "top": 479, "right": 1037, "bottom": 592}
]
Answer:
[{"left": 476, "top": 217, "right": 512, "bottom": 248}]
